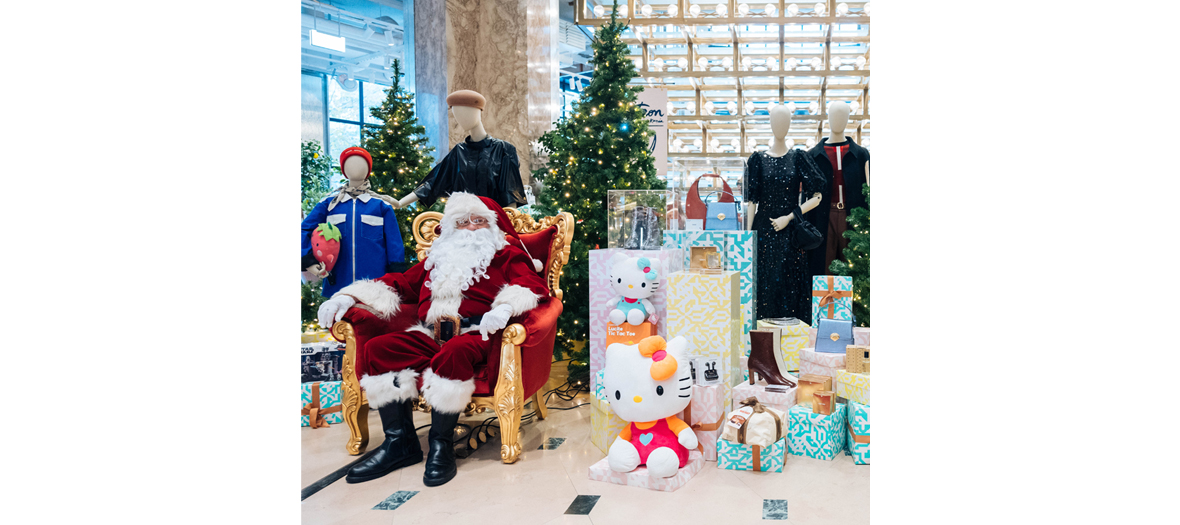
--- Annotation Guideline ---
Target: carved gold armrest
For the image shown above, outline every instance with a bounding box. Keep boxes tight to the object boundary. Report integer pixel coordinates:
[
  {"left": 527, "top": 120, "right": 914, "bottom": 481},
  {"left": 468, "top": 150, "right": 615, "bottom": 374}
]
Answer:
[
  {"left": 492, "top": 323, "right": 527, "bottom": 463},
  {"left": 331, "top": 320, "right": 369, "bottom": 455}
]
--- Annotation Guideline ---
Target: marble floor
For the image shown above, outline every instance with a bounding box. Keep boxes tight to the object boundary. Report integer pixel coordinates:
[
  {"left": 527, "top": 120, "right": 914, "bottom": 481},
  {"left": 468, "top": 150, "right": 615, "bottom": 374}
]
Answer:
[{"left": 301, "top": 370, "right": 869, "bottom": 525}]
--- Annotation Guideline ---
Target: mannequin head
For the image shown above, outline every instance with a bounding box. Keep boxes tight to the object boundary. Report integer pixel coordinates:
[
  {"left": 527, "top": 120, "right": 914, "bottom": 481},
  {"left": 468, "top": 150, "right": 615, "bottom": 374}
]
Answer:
[
  {"left": 342, "top": 156, "right": 370, "bottom": 183},
  {"left": 338, "top": 147, "right": 372, "bottom": 185},
  {"left": 446, "top": 90, "right": 487, "bottom": 135},
  {"left": 827, "top": 101, "right": 850, "bottom": 141},
  {"left": 769, "top": 104, "right": 793, "bottom": 139},
  {"left": 451, "top": 105, "right": 483, "bottom": 132}
]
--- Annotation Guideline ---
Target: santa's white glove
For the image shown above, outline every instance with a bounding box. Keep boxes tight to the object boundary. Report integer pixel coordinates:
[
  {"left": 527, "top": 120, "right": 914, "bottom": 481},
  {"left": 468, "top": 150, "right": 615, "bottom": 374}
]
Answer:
[
  {"left": 479, "top": 304, "right": 515, "bottom": 341},
  {"left": 317, "top": 295, "right": 357, "bottom": 329}
]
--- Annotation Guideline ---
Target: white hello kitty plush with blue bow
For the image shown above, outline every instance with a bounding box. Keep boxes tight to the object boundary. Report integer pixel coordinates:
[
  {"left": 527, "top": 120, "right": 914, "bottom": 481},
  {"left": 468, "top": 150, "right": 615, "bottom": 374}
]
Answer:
[{"left": 607, "top": 254, "right": 660, "bottom": 326}]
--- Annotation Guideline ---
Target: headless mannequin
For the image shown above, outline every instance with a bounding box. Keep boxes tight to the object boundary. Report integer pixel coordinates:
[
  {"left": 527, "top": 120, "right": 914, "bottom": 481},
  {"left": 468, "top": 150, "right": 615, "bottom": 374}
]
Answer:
[
  {"left": 396, "top": 106, "right": 488, "bottom": 209},
  {"left": 304, "top": 156, "right": 371, "bottom": 276},
  {"left": 745, "top": 104, "right": 822, "bottom": 230},
  {"left": 825, "top": 101, "right": 870, "bottom": 183}
]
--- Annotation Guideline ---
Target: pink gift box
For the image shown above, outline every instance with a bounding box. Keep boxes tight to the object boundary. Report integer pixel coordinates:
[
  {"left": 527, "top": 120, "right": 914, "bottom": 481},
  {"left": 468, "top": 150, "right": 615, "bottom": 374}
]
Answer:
[
  {"left": 800, "top": 347, "right": 845, "bottom": 378},
  {"left": 588, "top": 450, "right": 705, "bottom": 492},
  {"left": 808, "top": 326, "right": 869, "bottom": 347},
  {"left": 731, "top": 382, "right": 797, "bottom": 414},
  {"left": 589, "top": 249, "right": 684, "bottom": 386},
  {"left": 677, "top": 384, "right": 725, "bottom": 461}
]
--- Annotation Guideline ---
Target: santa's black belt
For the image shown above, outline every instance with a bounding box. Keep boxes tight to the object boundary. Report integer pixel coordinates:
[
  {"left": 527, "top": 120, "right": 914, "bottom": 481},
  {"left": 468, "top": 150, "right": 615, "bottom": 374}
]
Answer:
[{"left": 428, "top": 314, "right": 484, "bottom": 344}]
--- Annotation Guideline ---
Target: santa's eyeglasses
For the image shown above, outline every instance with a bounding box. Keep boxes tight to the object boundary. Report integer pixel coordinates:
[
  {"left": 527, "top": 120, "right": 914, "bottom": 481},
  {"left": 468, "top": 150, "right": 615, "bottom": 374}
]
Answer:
[{"left": 455, "top": 217, "right": 489, "bottom": 227}]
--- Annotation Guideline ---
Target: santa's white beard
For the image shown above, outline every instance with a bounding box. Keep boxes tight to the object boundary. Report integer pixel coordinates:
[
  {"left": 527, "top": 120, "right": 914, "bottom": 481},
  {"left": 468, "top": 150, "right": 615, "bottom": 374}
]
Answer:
[{"left": 423, "top": 227, "right": 507, "bottom": 323}]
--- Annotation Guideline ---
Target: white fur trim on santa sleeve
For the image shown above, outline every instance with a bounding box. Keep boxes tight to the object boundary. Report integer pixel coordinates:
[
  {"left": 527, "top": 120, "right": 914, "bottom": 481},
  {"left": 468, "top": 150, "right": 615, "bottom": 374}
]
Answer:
[
  {"left": 491, "top": 284, "right": 542, "bottom": 317},
  {"left": 359, "top": 369, "right": 419, "bottom": 408},
  {"left": 422, "top": 368, "right": 476, "bottom": 415},
  {"left": 333, "top": 279, "right": 400, "bottom": 319}
]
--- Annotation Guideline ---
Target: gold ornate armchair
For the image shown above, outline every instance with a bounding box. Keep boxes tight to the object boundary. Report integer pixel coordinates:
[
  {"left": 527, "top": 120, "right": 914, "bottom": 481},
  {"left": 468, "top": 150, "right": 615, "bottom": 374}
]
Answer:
[{"left": 331, "top": 208, "right": 574, "bottom": 463}]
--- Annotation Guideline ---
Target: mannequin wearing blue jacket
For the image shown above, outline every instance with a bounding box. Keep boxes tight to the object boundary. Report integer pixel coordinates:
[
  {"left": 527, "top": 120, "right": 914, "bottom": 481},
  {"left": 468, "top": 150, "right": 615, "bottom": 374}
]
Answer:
[{"left": 302, "top": 147, "right": 406, "bottom": 297}]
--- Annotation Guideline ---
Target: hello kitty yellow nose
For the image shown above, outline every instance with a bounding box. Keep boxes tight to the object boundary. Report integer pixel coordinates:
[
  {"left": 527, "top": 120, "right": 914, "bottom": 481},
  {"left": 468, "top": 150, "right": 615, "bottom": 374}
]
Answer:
[
  {"left": 633, "top": 395, "right": 643, "bottom": 403},
  {"left": 628, "top": 284, "right": 634, "bottom": 289}
]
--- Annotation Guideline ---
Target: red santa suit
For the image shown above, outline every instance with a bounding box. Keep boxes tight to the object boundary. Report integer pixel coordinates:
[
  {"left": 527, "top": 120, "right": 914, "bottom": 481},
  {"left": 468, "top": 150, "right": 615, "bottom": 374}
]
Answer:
[{"left": 330, "top": 193, "right": 549, "bottom": 415}]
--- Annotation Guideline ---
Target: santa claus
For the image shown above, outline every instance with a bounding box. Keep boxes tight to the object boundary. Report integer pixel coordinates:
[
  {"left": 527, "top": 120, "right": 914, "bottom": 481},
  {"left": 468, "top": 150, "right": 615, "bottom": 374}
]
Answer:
[{"left": 317, "top": 192, "right": 550, "bottom": 487}]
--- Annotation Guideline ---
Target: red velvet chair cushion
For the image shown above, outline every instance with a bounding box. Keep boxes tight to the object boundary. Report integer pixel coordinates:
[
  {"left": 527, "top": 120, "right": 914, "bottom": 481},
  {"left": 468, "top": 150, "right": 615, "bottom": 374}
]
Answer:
[{"left": 517, "top": 226, "right": 557, "bottom": 270}]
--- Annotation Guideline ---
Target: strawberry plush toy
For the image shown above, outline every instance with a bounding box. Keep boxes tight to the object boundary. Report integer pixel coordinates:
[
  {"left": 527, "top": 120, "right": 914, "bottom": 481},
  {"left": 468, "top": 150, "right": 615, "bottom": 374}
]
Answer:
[{"left": 310, "top": 223, "right": 342, "bottom": 279}]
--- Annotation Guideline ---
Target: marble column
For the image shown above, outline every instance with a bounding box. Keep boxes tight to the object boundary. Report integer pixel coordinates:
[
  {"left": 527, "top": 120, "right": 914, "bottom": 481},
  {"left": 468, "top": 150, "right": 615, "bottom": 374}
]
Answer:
[
  {"left": 526, "top": 0, "right": 560, "bottom": 174},
  {"left": 444, "top": 0, "right": 559, "bottom": 184},
  {"left": 413, "top": 0, "right": 449, "bottom": 162}
]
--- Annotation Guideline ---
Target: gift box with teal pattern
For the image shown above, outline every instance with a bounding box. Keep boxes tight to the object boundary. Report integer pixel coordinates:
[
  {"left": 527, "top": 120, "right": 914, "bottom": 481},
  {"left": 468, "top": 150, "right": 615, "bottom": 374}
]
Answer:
[
  {"left": 811, "top": 275, "right": 853, "bottom": 324},
  {"left": 845, "top": 400, "right": 870, "bottom": 465},
  {"left": 594, "top": 369, "right": 607, "bottom": 401},
  {"left": 716, "top": 437, "right": 786, "bottom": 472},
  {"left": 787, "top": 402, "right": 846, "bottom": 460},
  {"left": 664, "top": 231, "right": 757, "bottom": 354},
  {"left": 301, "top": 381, "right": 343, "bottom": 427}
]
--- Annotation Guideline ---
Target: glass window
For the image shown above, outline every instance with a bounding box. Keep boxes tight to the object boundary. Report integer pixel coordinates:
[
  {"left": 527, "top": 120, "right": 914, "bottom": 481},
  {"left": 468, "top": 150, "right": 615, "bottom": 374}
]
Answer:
[
  {"left": 329, "top": 121, "right": 361, "bottom": 164},
  {"left": 328, "top": 78, "right": 359, "bottom": 120},
  {"left": 302, "top": 73, "right": 325, "bottom": 145},
  {"left": 364, "top": 82, "right": 386, "bottom": 125}
]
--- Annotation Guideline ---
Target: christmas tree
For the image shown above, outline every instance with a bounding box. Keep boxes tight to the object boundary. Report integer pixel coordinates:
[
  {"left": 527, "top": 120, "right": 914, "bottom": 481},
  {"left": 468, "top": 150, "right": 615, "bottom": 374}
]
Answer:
[
  {"left": 301, "top": 140, "right": 337, "bottom": 215},
  {"left": 829, "top": 183, "right": 869, "bottom": 326},
  {"left": 302, "top": 281, "right": 326, "bottom": 332},
  {"left": 532, "top": 2, "right": 665, "bottom": 384},
  {"left": 301, "top": 140, "right": 334, "bottom": 331},
  {"left": 362, "top": 58, "right": 439, "bottom": 264}
]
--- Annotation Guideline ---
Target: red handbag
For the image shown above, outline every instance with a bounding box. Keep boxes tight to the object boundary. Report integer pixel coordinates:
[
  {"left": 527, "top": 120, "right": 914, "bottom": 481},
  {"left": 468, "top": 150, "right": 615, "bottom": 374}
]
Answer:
[{"left": 685, "top": 174, "right": 735, "bottom": 221}]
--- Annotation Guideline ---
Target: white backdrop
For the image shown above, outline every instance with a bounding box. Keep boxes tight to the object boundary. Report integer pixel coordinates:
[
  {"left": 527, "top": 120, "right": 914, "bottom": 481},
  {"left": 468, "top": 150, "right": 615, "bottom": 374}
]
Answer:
[{"left": 636, "top": 87, "right": 668, "bottom": 179}]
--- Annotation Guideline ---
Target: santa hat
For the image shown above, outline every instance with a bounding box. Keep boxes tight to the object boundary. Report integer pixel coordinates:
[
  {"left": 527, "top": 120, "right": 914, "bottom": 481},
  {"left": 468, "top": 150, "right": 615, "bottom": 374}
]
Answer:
[
  {"left": 440, "top": 193, "right": 544, "bottom": 272},
  {"left": 339, "top": 147, "right": 373, "bottom": 177}
]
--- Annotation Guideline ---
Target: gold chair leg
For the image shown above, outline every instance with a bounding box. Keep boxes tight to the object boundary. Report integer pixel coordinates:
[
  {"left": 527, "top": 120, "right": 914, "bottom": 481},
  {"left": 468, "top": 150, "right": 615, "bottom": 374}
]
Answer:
[
  {"left": 532, "top": 391, "right": 548, "bottom": 421},
  {"left": 333, "top": 321, "right": 369, "bottom": 455},
  {"left": 494, "top": 324, "right": 528, "bottom": 464}
]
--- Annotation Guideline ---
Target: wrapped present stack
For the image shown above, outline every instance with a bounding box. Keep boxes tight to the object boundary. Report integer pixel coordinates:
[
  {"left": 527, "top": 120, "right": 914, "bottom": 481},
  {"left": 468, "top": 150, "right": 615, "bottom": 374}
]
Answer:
[
  {"left": 301, "top": 381, "right": 343, "bottom": 428},
  {"left": 797, "top": 274, "right": 871, "bottom": 465},
  {"left": 664, "top": 231, "right": 757, "bottom": 355},
  {"left": 667, "top": 270, "right": 742, "bottom": 404}
]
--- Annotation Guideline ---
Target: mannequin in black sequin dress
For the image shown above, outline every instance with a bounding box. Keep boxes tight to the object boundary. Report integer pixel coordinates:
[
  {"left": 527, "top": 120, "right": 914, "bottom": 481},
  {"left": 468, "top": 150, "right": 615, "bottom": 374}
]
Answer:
[{"left": 743, "top": 149, "right": 826, "bottom": 324}]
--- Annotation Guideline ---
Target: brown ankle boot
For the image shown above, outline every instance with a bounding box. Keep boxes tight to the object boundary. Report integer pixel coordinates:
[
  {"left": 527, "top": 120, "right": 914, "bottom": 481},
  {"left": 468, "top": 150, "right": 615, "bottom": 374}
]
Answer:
[{"left": 748, "top": 330, "right": 797, "bottom": 387}]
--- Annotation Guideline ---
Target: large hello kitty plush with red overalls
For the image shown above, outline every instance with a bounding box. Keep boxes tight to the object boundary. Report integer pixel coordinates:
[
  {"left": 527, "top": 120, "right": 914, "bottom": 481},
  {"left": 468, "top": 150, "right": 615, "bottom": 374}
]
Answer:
[
  {"left": 607, "top": 254, "right": 660, "bottom": 326},
  {"left": 604, "top": 335, "right": 697, "bottom": 478}
]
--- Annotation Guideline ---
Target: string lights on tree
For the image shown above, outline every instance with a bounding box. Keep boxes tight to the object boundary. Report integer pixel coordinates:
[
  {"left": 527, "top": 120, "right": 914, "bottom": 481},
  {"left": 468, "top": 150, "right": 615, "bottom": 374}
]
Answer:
[
  {"left": 531, "top": 0, "right": 665, "bottom": 384},
  {"left": 828, "top": 183, "right": 870, "bottom": 326},
  {"left": 361, "top": 58, "right": 440, "bottom": 264}
]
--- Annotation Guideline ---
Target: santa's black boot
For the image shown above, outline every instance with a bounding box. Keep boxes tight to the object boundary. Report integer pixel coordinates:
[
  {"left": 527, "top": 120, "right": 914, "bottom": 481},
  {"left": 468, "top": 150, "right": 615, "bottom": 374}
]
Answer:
[
  {"left": 422, "top": 410, "right": 461, "bottom": 487},
  {"left": 345, "top": 399, "right": 422, "bottom": 483}
]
